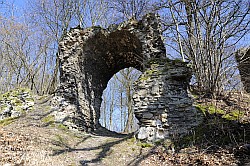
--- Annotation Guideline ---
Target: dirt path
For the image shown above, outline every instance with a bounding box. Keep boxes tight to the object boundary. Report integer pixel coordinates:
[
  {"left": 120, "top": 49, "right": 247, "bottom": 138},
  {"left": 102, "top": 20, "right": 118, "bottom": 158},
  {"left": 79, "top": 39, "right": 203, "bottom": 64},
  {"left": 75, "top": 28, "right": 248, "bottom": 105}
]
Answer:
[
  {"left": 2, "top": 95, "right": 249, "bottom": 166},
  {"left": 0, "top": 96, "right": 152, "bottom": 166}
]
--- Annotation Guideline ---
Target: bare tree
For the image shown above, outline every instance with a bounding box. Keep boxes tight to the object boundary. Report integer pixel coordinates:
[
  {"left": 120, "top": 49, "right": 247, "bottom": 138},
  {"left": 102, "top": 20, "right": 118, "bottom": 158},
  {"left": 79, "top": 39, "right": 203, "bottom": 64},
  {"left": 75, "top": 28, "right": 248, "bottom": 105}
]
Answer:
[
  {"left": 73, "top": 0, "right": 109, "bottom": 27},
  {"left": 0, "top": 14, "right": 52, "bottom": 94},
  {"left": 26, "top": 0, "right": 110, "bottom": 94},
  {"left": 107, "top": 0, "right": 154, "bottom": 22},
  {"left": 155, "top": 0, "right": 250, "bottom": 96}
]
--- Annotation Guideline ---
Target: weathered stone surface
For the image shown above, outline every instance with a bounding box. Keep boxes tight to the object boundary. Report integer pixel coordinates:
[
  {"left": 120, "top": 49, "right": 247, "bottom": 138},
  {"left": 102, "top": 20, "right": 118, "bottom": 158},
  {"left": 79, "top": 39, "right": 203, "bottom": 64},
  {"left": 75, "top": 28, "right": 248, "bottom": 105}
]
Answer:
[
  {"left": 0, "top": 88, "right": 34, "bottom": 120},
  {"left": 133, "top": 59, "right": 203, "bottom": 142},
  {"left": 53, "top": 13, "right": 166, "bottom": 131},
  {"left": 235, "top": 47, "right": 250, "bottom": 93},
  {"left": 53, "top": 13, "right": 203, "bottom": 142}
]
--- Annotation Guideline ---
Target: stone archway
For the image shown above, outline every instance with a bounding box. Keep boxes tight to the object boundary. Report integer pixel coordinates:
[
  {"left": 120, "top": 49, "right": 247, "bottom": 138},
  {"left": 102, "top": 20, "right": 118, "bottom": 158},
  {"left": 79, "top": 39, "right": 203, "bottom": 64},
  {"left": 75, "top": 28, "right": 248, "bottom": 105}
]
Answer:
[
  {"left": 53, "top": 13, "right": 203, "bottom": 141},
  {"left": 54, "top": 13, "right": 166, "bottom": 131},
  {"left": 99, "top": 67, "right": 141, "bottom": 133}
]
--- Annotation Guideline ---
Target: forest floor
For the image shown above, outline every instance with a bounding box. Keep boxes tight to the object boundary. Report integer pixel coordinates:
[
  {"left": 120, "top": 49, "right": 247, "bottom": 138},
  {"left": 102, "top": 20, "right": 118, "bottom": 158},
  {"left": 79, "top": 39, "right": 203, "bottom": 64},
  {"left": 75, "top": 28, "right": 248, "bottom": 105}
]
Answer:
[{"left": 0, "top": 92, "right": 250, "bottom": 166}]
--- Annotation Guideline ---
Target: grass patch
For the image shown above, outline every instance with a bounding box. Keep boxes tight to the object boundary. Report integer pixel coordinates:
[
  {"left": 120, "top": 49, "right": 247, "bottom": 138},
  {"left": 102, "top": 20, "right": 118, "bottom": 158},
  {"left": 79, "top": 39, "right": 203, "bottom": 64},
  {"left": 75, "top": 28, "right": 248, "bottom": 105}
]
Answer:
[
  {"left": 52, "top": 134, "right": 70, "bottom": 148},
  {"left": 57, "top": 124, "right": 68, "bottom": 131},
  {"left": 137, "top": 141, "right": 153, "bottom": 148},
  {"left": 207, "top": 105, "right": 225, "bottom": 114},
  {"left": 128, "top": 137, "right": 137, "bottom": 144},
  {"left": 195, "top": 104, "right": 243, "bottom": 120},
  {"left": 0, "top": 117, "right": 19, "bottom": 126},
  {"left": 42, "top": 115, "right": 55, "bottom": 126},
  {"left": 222, "top": 110, "right": 244, "bottom": 121}
]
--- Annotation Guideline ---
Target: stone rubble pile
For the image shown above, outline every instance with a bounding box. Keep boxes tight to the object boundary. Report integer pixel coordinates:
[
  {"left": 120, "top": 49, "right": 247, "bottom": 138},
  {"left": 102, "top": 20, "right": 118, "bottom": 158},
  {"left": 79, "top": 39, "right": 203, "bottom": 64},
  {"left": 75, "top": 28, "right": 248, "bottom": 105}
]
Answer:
[
  {"left": 133, "top": 59, "right": 203, "bottom": 142},
  {"left": 0, "top": 88, "right": 34, "bottom": 120}
]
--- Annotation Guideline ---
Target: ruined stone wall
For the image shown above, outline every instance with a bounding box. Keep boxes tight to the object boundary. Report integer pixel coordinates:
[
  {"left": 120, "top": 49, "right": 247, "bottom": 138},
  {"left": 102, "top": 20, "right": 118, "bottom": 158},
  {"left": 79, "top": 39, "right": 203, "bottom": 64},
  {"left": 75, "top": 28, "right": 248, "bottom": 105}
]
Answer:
[
  {"left": 133, "top": 59, "right": 203, "bottom": 141},
  {"left": 53, "top": 13, "right": 203, "bottom": 141},
  {"left": 235, "top": 47, "right": 250, "bottom": 93},
  {"left": 53, "top": 13, "right": 166, "bottom": 131}
]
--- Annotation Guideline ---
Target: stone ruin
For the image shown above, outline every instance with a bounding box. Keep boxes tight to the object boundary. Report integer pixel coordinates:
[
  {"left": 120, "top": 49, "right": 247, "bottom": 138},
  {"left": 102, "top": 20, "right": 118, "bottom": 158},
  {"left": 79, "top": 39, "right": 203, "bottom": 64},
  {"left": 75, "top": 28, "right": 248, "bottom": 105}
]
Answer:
[
  {"left": 133, "top": 59, "right": 203, "bottom": 141},
  {"left": 53, "top": 13, "right": 203, "bottom": 141},
  {"left": 235, "top": 47, "right": 250, "bottom": 93},
  {"left": 0, "top": 88, "right": 34, "bottom": 120}
]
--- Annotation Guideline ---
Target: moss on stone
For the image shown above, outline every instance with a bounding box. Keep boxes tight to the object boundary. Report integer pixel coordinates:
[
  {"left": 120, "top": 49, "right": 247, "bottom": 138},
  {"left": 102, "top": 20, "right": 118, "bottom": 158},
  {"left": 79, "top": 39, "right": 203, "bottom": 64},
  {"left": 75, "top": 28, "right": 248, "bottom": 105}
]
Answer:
[
  {"left": 11, "top": 99, "right": 23, "bottom": 106},
  {"left": 0, "top": 88, "right": 34, "bottom": 118},
  {"left": 138, "top": 68, "right": 161, "bottom": 81},
  {"left": 147, "top": 58, "right": 171, "bottom": 65},
  {"left": 2, "top": 92, "right": 10, "bottom": 98},
  {"left": 0, "top": 105, "right": 7, "bottom": 113},
  {"left": 128, "top": 137, "right": 137, "bottom": 143},
  {"left": 25, "top": 97, "right": 34, "bottom": 102},
  {"left": 42, "top": 105, "right": 52, "bottom": 112},
  {"left": 0, "top": 88, "right": 32, "bottom": 100}
]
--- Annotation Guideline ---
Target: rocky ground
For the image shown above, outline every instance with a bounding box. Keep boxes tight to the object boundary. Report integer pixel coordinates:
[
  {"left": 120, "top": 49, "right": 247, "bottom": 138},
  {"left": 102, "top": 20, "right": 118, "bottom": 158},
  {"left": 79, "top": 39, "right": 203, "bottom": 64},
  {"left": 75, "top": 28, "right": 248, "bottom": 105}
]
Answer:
[{"left": 0, "top": 92, "right": 250, "bottom": 166}]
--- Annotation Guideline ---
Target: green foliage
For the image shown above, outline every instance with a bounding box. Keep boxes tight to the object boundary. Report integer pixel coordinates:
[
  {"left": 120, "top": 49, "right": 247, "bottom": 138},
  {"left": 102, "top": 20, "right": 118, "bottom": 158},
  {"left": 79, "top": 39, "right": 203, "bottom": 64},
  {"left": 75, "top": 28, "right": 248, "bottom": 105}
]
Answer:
[
  {"left": 196, "top": 104, "right": 225, "bottom": 115},
  {"left": 178, "top": 102, "right": 249, "bottom": 149},
  {"left": 207, "top": 105, "right": 225, "bottom": 114},
  {"left": 222, "top": 110, "right": 244, "bottom": 121},
  {"left": 195, "top": 104, "right": 244, "bottom": 121}
]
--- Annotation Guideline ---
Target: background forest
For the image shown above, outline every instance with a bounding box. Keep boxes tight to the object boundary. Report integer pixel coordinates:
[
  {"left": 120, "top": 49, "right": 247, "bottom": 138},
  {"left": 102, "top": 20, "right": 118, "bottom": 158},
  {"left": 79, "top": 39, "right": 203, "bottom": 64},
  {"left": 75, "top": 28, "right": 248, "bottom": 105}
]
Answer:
[{"left": 0, "top": 0, "right": 249, "bottom": 133}]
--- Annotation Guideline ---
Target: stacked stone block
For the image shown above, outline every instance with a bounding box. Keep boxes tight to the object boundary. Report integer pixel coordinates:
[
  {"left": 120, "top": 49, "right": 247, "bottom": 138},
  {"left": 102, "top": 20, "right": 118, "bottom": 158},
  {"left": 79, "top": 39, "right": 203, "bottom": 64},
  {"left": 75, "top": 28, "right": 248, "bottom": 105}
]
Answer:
[
  {"left": 54, "top": 13, "right": 166, "bottom": 131},
  {"left": 133, "top": 59, "right": 203, "bottom": 141}
]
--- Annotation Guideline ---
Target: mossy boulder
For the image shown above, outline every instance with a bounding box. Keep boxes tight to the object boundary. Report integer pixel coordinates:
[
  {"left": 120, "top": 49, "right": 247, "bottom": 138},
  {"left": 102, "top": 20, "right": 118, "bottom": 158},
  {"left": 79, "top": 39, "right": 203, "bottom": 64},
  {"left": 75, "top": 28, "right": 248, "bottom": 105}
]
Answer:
[{"left": 0, "top": 88, "right": 34, "bottom": 120}]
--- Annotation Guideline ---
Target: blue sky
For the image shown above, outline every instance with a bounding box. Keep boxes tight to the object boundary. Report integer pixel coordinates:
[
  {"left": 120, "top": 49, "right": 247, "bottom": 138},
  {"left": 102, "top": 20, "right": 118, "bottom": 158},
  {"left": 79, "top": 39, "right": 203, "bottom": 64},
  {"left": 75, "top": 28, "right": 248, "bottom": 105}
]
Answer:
[{"left": 13, "top": 0, "right": 26, "bottom": 6}]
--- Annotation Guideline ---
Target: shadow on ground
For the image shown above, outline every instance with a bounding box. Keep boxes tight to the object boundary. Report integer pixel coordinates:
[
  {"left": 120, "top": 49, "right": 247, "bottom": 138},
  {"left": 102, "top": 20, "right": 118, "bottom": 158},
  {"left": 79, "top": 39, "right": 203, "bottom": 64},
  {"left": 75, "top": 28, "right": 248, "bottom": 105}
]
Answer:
[{"left": 50, "top": 126, "right": 133, "bottom": 166}]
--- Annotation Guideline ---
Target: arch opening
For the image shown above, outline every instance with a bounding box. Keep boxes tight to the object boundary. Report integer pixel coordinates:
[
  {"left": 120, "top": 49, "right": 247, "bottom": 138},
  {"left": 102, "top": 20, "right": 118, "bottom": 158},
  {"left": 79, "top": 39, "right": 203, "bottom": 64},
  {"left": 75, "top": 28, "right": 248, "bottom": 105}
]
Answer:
[
  {"left": 54, "top": 13, "right": 168, "bottom": 133},
  {"left": 99, "top": 67, "right": 142, "bottom": 133}
]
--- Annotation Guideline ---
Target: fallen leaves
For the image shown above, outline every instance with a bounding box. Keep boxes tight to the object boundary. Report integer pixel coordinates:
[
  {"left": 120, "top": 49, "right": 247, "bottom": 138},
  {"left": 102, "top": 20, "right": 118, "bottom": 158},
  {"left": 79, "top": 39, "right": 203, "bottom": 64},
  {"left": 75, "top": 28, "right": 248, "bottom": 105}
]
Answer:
[{"left": 0, "top": 129, "right": 31, "bottom": 165}]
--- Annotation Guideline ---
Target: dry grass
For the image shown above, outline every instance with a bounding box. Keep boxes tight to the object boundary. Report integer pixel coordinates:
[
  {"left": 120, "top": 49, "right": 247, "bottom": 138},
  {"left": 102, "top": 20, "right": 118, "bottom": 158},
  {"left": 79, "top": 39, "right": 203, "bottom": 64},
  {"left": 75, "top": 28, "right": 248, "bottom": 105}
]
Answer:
[{"left": 0, "top": 92, "right": 250, "bottom": 166}]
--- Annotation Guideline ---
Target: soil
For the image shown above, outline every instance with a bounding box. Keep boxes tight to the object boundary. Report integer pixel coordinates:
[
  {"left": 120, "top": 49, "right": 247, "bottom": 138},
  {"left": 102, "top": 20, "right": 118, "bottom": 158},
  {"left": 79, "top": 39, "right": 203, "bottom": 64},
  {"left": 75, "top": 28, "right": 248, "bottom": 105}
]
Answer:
[{"left": 0, "top": 93, "right": 250, "bottom": 166}]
